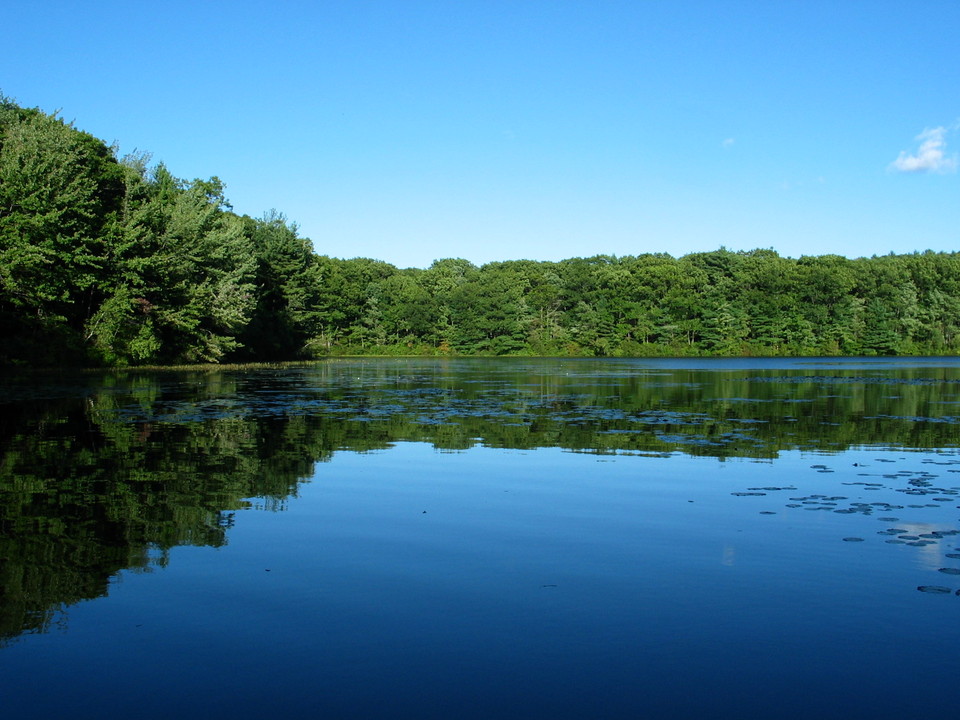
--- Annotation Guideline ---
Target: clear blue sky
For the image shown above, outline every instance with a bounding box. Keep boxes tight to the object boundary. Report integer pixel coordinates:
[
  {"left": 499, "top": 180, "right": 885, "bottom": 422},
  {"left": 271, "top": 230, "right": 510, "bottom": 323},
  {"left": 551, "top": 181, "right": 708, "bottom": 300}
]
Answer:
[{"left": 4, "top": 1, "right": 958, "bottom": 268}]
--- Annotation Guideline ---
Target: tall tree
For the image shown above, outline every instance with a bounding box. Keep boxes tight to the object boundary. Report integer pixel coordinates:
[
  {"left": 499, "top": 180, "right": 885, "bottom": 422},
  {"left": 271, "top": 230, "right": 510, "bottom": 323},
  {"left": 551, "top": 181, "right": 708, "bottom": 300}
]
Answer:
[
  {"left": 86, "top": 163, "right": 256, "bottom": 363},
  {"left": 0, "top": 99, "right": 123, "bottom": 362},
  {"left": 235, "top": 211, "right": 319, "bottom": 360}
]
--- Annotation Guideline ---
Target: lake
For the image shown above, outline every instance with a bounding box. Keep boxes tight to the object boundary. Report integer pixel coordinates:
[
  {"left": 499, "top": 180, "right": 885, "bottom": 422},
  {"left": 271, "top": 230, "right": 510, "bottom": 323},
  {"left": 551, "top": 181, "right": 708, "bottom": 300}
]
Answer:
[{"left": 2, "top": 357, "right": 960, "bottom": 719}]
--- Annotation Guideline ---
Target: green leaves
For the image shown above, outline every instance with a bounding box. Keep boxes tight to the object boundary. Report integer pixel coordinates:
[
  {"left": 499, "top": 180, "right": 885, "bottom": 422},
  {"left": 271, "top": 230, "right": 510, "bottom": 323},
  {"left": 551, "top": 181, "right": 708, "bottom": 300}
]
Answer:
[
  {"left": 0, "top": 111, "right": 106, "bottom": 307},
  {"left": 3, "top": 94, "right": 960, "bottom": 365},
  {"left": 0, "top": 103, "right": 124, "bottom": 363}
]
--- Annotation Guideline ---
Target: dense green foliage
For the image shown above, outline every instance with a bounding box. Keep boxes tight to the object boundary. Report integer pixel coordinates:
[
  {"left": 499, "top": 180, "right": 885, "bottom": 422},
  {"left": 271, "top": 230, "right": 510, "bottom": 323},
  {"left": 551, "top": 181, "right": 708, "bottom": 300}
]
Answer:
[{"left": 2, "top": 96, "right": 959, "bottom": 366}]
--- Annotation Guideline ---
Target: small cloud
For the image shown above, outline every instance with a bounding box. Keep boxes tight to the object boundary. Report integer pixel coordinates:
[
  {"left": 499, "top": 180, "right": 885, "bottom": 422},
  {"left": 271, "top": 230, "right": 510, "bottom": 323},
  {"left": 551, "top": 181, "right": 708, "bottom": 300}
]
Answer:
[
  {"left": 721, "top": 137, "right": 735, "bottom": 148},
  {"left": 890, "top": 126, "right": 958, "bottom": 173}
]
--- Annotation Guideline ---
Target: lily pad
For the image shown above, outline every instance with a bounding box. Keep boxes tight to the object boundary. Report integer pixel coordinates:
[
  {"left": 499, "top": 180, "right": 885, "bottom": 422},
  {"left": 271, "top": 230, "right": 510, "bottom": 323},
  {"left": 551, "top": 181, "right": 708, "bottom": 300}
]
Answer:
[{"left": 917, "top": 585, "right": 952, "bottom": 594}]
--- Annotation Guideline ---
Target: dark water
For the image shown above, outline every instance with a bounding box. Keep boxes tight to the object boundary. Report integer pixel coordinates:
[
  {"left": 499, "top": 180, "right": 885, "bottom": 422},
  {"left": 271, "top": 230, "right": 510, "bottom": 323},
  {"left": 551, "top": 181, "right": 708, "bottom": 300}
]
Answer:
[{"left": 2, "top": 357, "right": 960, "bottom": 719}]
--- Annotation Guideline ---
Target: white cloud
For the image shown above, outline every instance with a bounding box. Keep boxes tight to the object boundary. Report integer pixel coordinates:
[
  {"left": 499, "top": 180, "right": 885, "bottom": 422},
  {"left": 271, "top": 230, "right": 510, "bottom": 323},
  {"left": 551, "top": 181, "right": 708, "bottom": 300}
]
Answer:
[
  {"left": 721, "top": 137, "right": 735, "bottom": 148},
  {"left": 890, "top": 126, "right": 958, "bottom": 173}
]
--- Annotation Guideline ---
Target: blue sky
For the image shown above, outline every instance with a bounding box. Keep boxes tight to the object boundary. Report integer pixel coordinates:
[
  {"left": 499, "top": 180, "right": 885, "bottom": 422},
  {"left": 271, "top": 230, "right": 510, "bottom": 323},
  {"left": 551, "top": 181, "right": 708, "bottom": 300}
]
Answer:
[{"left": 4, "top": 1, "right": 959, "bottom": 268}]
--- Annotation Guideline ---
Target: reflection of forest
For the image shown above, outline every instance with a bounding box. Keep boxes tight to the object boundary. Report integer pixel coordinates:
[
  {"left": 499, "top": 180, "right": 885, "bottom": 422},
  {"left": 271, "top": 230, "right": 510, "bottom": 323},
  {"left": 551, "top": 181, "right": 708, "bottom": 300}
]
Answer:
[{"left": 1, "top": 361, "right": 958, "bottom": 643}]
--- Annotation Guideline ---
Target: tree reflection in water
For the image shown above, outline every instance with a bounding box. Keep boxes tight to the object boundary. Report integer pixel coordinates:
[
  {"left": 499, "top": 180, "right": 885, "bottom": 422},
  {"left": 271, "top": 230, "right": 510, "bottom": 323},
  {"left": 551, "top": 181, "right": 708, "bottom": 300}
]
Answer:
[{"left": 2, "top": 357, "right": 959, "bottom": 644}]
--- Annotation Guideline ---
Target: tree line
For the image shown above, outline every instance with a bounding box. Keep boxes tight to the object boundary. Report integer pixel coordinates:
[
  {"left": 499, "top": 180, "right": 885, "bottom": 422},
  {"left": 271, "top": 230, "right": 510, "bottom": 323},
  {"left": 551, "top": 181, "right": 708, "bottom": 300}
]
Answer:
[{"left": 2, "top": 95, "right": 959, "bottom": 366}]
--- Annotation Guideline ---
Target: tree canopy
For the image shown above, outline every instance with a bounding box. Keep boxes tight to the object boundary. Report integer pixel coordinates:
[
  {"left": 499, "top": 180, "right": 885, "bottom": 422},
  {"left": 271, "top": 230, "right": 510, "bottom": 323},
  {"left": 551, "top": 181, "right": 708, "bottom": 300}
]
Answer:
[{"left": 2, "top": 95, "right": 959, "bottom": 366}]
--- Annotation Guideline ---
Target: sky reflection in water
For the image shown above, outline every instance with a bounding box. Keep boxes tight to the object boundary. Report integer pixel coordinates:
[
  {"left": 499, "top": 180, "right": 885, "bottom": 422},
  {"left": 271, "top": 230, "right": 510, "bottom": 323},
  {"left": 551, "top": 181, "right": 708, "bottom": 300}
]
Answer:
[{"left": 2, "top": 358, "right": 960, "bottom": 719}]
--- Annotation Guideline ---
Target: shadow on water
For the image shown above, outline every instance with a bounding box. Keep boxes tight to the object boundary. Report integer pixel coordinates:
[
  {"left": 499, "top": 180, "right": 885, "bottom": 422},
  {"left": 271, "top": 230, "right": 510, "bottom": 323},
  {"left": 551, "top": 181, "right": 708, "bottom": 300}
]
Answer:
[{"left": 2, "top": 357, "right": 960, "bottom": 645}]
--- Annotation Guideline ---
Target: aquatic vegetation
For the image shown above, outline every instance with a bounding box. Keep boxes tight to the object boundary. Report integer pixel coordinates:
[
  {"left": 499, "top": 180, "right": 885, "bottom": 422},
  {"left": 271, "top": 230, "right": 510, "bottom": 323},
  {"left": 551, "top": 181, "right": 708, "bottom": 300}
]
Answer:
[{"left": 4, "top": 357, "right": 960, "bottom": 649}]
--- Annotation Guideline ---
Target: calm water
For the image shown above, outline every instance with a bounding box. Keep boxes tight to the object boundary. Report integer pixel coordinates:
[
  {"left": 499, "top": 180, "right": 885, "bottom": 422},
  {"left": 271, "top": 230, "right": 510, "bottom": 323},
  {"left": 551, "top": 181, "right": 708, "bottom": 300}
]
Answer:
[{"left": 2, "top": 357, "right": 960, "bottom": 719}]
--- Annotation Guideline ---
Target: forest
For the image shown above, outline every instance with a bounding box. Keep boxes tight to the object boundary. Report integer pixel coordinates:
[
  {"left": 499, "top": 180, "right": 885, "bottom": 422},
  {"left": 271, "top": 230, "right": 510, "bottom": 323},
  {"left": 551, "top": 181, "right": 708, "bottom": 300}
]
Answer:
[{"left": 2, "top": 95, "right": 960, "bottom": 367}]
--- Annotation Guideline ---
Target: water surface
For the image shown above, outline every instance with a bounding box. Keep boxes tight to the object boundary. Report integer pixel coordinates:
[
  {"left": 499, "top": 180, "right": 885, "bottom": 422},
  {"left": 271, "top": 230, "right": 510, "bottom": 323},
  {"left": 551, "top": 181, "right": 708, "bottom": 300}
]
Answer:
[{"left": 2, "top": 358, "right": 960, "bottom": 718}]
